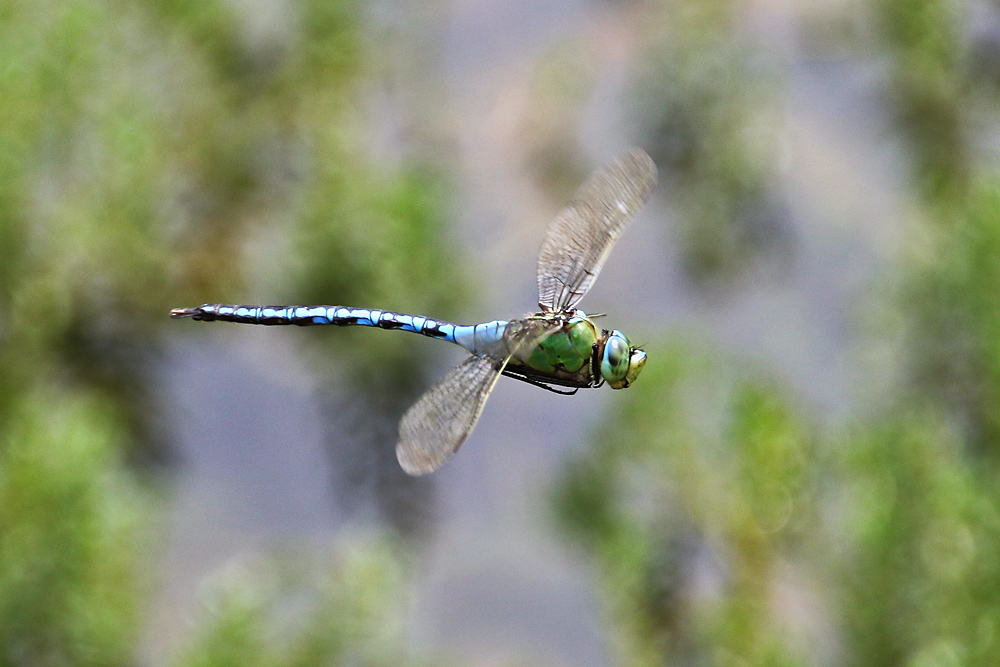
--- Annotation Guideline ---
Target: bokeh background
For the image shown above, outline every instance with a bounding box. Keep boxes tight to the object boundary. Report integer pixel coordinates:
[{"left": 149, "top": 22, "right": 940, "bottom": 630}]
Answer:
[{"left": 3, "top": 0, "right": 1000, "bottom": 665}]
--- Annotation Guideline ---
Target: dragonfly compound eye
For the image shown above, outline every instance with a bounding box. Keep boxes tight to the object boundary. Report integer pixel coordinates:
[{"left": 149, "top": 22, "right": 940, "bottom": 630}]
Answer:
[{"left": 602, "top": 330, "right": 632, "bottom": 388}]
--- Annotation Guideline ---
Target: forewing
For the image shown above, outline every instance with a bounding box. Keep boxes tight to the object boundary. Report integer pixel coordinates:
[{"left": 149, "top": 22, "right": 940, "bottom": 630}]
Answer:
[
  {"left": 537, "top": 148, "right": 657, "bottom": 312},
  {"left": 397, "top": 355, "right": 505, "bottom": 475}
]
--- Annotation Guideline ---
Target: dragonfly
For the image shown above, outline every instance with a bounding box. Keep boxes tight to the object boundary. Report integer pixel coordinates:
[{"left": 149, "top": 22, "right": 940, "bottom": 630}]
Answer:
[{"left": 171, "top": 148, "right": 657, "bottom": 475}]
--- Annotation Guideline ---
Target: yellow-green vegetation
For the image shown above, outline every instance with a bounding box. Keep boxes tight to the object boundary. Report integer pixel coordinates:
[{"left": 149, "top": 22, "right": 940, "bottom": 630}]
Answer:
[
  {"left": 4, "top": 0, "right": 1000, "bottom": 663},
  {"left": 634, "top": 0, "right": 784, "bottom": 283},
  {"left": 554, "top": 344, "right": 1000, "bottom": 665},
  {"left": 554, "top": 348, "right": 813, "bottom": 665},
  {"left": 0, "top": 393, "right": 150, "bottom": 666},
  {"left": 554, "top": 0, "right": 1000, "bottom": 664},
  {"left": 173, "top": 536, "right": 429, "bottom": 667},
  {"left": 0, "top": 0, "right": 458, "bottom": 664}
]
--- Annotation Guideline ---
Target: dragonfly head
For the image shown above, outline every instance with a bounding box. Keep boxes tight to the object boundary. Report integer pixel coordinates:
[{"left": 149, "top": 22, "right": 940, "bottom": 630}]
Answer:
[{"left": 600, "top": 329, "right": 646, "bottom": 389}]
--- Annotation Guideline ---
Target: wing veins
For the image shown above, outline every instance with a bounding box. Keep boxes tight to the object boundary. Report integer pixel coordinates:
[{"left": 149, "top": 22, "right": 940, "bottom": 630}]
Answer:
[
  {"left": 397, "top": 355, "right": 505, "bottom": 475},
  {"left": 537, "top": 148, "right": 657, "bottom": 312},
  {"left": 395, "top": 317, "right": 564, "bottom": 475}
]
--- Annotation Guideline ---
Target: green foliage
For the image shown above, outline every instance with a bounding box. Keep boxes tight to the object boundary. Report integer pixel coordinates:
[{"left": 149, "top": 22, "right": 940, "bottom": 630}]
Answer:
[
  {"left": 174, "top": 537, "right": 429, "bottom": 667},
  {"left": 5, "top": 0, "right": 1000, "bottom": 664},
  {"left": 0, "top": 393, "right": 150, "bottom": 667},
  {"left": 554, "top": 2, "right": 1000, "bottom": 665},
  {"left": 0, "top": 0, "right": 458, "bottom": 663},
  {"left": 555, "top": 345, "right": 1000, "bottom": 665},
  {"left": 877, "top": 0, "right": 1000, "bottom": 455},
  {"left": 828, "top": 416, "right": 1000, "bottom": 665},
  {"left": 635, "top": 0, "right": 786, "bottom": 284},
  {"left": 555, "top": 347, "right": 813, "bottom": 665},
  {"left": 905, "top": 181, "right": 1000, "bottom": 456},
  {"left": 875, "top": 0, "right": 967, "bottom": 202}
]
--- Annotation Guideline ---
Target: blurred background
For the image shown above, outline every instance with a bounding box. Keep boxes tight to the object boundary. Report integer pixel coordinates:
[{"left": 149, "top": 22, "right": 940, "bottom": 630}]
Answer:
[{"left": 2, "top": 0, "right": 1000, "bottom": 665}]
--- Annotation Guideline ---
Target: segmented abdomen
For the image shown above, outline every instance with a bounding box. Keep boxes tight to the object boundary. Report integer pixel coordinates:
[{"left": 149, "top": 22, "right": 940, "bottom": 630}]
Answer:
[
  {"left": 170, "top": 303, "right": 512, "bottom": 354},
  {"left": 171, "top": 302, "right": 459, "bottom": 336}
]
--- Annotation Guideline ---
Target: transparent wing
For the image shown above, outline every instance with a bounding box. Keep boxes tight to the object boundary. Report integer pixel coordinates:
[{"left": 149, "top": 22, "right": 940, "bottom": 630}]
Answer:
[
  {"left": 396, "top": 316, "right": 560, "bottom": 475},
  {"left": 537, "top": 148, "right": 657, "bottom": 312},
  {"left": 397, "top": 354, "right": 505, "bottom": 475},
  {"left": 474, "top": 316, "right": 563, "bottom": 361}
]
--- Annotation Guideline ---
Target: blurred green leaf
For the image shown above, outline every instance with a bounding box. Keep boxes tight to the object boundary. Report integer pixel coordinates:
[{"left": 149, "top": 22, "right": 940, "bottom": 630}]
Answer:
[
  {"left": 0, "top": 0, "right": 459, "bottom": 663},
  {"left": 554, "top": 343, "right": 813, "bottom": 665},
  {"left": 174, "top": 537, "right": 433, "bottom": 667},
  {"left": 636, "top": 0, "right": 789, "bottom": 285},
  {"left": 0, "top": 392, "right": 151, "bottom": 667}
]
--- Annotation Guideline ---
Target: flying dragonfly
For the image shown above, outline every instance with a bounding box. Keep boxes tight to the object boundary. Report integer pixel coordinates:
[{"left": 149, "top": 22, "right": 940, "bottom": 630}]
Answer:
[{"left": 171, "top": 148, "right": 657, "bottom": 475}]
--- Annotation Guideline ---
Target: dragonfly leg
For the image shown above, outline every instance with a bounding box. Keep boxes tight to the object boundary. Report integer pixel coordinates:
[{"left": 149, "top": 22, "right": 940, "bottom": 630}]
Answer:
[{"left": 500, "top": 369, "right": 580, "bottom": 395}]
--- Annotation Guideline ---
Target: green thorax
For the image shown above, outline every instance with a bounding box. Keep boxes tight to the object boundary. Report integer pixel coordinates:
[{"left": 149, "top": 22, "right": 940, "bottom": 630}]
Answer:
[{"left": 507, "top": 314, "right": 600, "bottom": 387}]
